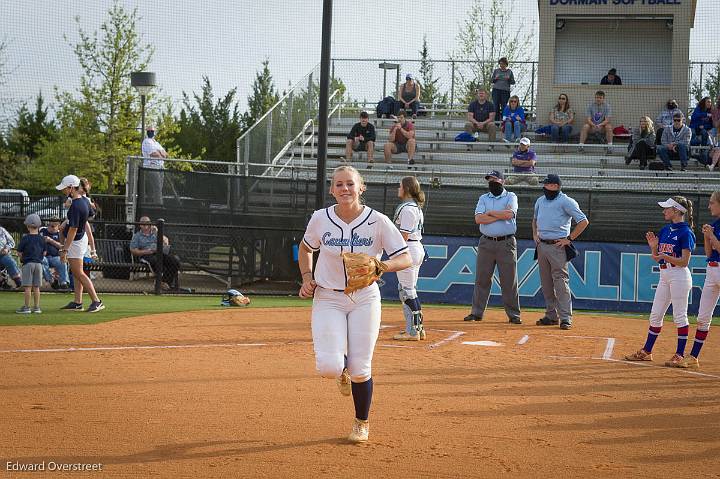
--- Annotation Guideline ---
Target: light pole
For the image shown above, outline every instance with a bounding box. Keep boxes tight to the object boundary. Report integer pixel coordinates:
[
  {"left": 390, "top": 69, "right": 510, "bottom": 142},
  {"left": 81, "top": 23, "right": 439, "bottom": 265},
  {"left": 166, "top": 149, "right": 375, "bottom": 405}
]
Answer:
[{"left": 130, "top": 71, "right": 157, "bottom": 153}]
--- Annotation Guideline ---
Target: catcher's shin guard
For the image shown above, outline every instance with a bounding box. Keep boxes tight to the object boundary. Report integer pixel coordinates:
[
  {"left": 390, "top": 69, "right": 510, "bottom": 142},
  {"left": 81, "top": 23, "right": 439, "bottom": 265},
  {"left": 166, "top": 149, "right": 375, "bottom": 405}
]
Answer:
[{"left": 403, "top": 297, "right": 423, "bottom": 335}]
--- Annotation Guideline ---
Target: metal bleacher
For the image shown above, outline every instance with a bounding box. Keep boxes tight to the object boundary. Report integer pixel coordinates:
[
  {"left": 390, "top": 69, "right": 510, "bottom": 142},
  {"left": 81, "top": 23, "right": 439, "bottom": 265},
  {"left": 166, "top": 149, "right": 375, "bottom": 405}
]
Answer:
[{"left": 264, "top": 105, "right": 718, "bottom": 195}]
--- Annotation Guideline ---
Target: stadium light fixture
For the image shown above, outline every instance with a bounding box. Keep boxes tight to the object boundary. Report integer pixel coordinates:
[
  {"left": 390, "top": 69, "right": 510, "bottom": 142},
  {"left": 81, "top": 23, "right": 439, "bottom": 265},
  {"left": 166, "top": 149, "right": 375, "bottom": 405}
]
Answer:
[{"left": 131, "top": 71, "right": 157, "bottom": 152}]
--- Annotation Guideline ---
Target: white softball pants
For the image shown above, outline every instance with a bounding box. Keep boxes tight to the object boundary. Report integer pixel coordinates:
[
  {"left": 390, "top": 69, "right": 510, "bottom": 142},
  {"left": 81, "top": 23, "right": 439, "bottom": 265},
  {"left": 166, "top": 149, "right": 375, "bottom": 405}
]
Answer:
[
  {"left": 396, "top": 241, "right": 424, "bottom": 298},
  {"left": 697, "top": 265, "right": 720, "bottom": 330},
  {"left": 311, "top": 284, "right": 381, "bottom": 383},
  {"left": 648, "top": 267, "right": 692, "bottom": 328}
]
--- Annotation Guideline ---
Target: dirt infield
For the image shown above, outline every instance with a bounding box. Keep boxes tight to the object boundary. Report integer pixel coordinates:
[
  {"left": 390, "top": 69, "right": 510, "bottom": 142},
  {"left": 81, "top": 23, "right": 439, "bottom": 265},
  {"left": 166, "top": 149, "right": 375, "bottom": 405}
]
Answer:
[{"left": 1, "top": 307, "right": 719, "bottom": 478}]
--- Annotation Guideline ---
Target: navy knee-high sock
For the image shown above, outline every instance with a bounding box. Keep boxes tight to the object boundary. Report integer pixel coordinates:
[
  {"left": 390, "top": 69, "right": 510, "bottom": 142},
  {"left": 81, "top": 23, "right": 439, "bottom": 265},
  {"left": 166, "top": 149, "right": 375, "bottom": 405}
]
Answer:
[
  {"left": 643, "top": 326, "right": 662, "bottom": 353},
  {"left": 351, "top": 378, "right": 373, "bottom": 421},
  {"left": 690, "top": 329, "right": 709, "bottom": 358},
  {"left": 676, "top": 325, "right": 689, "bottom": 356}
]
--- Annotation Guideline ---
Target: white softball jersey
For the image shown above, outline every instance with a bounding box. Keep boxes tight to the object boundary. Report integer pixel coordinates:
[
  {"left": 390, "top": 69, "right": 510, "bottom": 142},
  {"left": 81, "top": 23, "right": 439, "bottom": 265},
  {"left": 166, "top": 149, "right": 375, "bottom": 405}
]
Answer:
[
  {"left": 393, "top": 200, "right": 424, "bottom": 242},
  {"left": 302, "top": 206, "right": 408, "bottom": 291}
]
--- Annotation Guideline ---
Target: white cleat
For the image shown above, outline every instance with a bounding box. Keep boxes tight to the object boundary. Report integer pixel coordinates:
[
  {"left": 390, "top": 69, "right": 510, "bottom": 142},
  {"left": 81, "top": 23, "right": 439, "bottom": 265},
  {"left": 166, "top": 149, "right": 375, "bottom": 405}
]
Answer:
[
  {"left": 393, "top": 331, "right": 420, "bottom": 341},
  {"left": 348, "top": 418, "right": 369, "bottom": 443}
]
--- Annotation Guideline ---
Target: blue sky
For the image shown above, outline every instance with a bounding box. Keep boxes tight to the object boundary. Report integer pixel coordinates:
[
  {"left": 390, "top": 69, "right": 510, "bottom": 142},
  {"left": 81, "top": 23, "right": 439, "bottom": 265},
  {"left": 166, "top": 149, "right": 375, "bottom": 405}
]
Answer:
[{"left": 1, "top": 0, "right": 718, "bottom": 124}]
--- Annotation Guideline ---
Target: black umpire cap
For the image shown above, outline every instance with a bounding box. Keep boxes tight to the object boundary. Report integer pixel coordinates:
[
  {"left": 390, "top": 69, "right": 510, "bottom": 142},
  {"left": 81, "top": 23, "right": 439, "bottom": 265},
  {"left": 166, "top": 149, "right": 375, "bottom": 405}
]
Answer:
[
  {"left": 541, "top": 174, "right": 562, "bottom": 185},
  {"left": 484, "top": 170, "right": 505, "bottom": 181}
]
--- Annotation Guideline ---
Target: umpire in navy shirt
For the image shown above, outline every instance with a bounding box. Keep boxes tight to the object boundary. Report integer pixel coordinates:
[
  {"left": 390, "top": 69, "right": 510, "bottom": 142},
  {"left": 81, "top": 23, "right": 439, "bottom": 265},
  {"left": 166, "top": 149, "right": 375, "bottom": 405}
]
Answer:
[
  {"left": 533, "top": 174, "right": 589, "bottom": 330},
  {"left": 465, "top": 170, "right": 522, "bottom": 324}
]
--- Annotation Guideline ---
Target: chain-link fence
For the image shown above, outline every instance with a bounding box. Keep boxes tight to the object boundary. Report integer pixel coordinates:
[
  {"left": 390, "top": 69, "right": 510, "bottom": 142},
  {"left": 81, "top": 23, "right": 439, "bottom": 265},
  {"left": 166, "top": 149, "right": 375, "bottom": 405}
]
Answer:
[
  {"left": 0, "top": 217, "right": 303, "bottom": 295},
  {"left": 124, "top": 161, "right": 720, "bottom": 243}
]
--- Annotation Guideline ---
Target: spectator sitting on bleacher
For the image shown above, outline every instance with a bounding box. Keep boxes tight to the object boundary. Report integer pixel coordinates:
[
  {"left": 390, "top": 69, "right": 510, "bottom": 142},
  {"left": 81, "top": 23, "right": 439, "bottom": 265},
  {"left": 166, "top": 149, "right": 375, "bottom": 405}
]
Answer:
[
  {"left": 600, "top": 68, "right": 622, "bottom": 85},
  {"left": 383, "top": 110, "right": 416, "bottom": 169},
  {"left": 40, "top": 218, "right": 69, "bottom": 289},
  {"left": 625, "top": 116, "right": 656, "bottom": 170},
  {"left": 465, "top": 89, "right": 497, "bottom": 148},
  {"left": 396, "top": 74, "right": 421, "bottom": 119},
  {"left": 690, "top": 96, "right": 714, "bottom": 164},
  {"left": 502, "top": 95, "right": 526, "bottom": 144},
  {"left": 505, "top": 137, "right": 538, "bottom": 186},
  {"left": 579, "top": 90, "right": 614, "bottom": 154},
  {"left": 657, "top": 113, "right": 691, "bottom": 171},
  {"left": 707, "top": 145, "right": 720, "bottom": 171},
  {"left": 491, "top": 57, "right": 515, "bottom": 120},
  {"left": 0, "top": 225, "right": 23, "bottom": 288},
  {"left": 655, "top": 99, "right": 682, "bottom": 145},
  {"left": 547, "top": 93, "right": 574, "bottom": 143},
  {"left": 345, "top": 111, "right": 376, "bottom": 167},
  {"left": 130, "top": 216, "right": 181, "bottom": 290}
]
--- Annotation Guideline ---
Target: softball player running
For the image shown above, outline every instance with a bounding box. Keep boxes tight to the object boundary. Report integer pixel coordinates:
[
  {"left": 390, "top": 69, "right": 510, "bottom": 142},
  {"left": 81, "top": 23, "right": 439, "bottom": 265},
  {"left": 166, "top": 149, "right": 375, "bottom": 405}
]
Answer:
[
  {"left": 298, "top": 165, "right": 411, "bottom": 443},
  {"left": 56, "top": 175, "right": 105, "bottom": 313},
  {"left": 681, "top": 191, "right": 720, "bottom": 368},
  {"left": 625, "top": 196, "right": 695, "bottom": 367},
  {"left": 392, "top": 176, "right": 426, "bottom": 341}
]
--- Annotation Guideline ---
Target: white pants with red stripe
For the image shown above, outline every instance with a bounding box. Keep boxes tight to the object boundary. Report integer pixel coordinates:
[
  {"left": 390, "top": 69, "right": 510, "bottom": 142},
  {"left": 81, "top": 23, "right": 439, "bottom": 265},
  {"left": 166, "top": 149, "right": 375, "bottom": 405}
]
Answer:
[
  {"left": 648, "top": 266, "right": 692, "bottom": 328},
  {"left": 311, "top": 284, "right": 381, "bottom": 383},
  {"left": 697, "top": 265, "right": 720, "bottom": 330}
]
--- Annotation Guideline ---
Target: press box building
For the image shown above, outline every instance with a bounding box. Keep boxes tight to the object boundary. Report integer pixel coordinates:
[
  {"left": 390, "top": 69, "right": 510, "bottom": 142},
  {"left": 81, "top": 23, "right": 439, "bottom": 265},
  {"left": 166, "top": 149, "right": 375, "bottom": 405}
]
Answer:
[{"left": 536, "top": 0, "right": 697, "bottom": 130}]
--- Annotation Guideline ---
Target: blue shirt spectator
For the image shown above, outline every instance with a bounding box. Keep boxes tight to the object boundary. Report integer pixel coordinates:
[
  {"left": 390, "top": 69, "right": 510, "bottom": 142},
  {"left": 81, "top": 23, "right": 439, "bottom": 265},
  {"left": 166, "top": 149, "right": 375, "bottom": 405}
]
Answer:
[
  {"left": 64, "top": 196, "right": 90, "bottom": 241},
  {"left": 475, "top": 188, "right": 518, "bottom": 237},
  {"left": 17, "top": 234, "right": 46, "bottom": 264},
  {"left": 690, "top": 98, "right": 714, "bottom": 131},
  {"left": 502, "top": 104, "right": 526, "bottom": 124},
  {"left": 40, "top": 225, "right": 61, "bottom": 256},
  {"left": 534, "top": 192, "right": 588, "bottom": 240}
]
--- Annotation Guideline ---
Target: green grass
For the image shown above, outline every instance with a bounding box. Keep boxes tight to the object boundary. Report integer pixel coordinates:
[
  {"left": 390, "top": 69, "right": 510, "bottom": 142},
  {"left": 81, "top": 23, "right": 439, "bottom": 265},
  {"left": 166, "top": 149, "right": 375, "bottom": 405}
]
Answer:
[
  {"left": 0, "top": 292, "right": 716, "bottom": 327},
  {"left": 0, "top": 293, "right": 311, "bottom": 326}
]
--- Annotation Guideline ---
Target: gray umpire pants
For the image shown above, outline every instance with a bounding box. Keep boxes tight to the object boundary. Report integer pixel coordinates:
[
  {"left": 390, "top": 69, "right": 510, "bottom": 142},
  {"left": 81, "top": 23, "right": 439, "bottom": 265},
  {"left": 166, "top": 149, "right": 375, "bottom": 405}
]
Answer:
[
  {"left": 470, "top": 236, "right": 521, "bottom": 321},
  {"left": 536, "top": 241, "right": 572, "bottom": 324},
  {"left": 144, "top": 169, "right": 164, "bottom": 205}
]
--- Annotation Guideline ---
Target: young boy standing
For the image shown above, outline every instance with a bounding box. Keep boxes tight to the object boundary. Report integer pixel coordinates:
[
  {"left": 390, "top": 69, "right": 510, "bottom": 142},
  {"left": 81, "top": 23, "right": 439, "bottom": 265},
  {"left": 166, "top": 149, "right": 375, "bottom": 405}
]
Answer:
[{"left": 16, "top": 213, "right": 46, "bottom": 314}]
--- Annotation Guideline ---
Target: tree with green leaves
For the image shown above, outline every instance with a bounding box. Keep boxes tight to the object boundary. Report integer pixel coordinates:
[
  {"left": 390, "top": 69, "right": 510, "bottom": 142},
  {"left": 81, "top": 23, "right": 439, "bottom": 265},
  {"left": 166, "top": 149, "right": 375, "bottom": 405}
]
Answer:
[
  {"left": 0, "top": 130, "right": 24, "bottom": 189},
  {"left": 419, "top": 35, "right": 445, "bottom": 106},
  {"left": 245, "top": 59, "right": 280, "bottom": 127},
  {"left": 691, "top": 60, "right": 720, "bottom": 105},
  {"left": 33, "top": 2, "right": 152, "bottom": 193},
  {"left": 172, "top": 76, "right": 243, "bottom": 162},
  {"left": 450, "top": 0, "right": 535, "bottom": 105},
  {"left": 7, "top": 92, "right": 57, "bottom": 159}
]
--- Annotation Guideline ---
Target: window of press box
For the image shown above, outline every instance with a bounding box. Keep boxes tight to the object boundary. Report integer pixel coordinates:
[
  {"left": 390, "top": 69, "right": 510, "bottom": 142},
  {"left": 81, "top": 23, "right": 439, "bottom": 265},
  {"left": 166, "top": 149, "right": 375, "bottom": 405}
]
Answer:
[{"left": 554, "top": 18, "right": 673, "bottom": 86}]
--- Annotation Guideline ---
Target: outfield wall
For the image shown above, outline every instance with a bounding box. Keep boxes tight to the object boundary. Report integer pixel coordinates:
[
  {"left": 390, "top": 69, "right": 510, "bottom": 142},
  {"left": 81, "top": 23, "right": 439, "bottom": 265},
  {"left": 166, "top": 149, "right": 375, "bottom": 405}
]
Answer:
[{"left": 380, "top": 236, "right": 716, "bottom": 315}]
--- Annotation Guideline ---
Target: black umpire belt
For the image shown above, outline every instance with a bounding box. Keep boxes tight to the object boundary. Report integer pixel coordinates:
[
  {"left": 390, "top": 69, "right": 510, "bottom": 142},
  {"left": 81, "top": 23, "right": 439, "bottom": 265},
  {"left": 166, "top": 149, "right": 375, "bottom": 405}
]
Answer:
[
  {"left": 481, "top": 234, "right": 514, "bottom": 241},
  {"left": 539, "top": 238, "right": 563, "bottom": 244}
]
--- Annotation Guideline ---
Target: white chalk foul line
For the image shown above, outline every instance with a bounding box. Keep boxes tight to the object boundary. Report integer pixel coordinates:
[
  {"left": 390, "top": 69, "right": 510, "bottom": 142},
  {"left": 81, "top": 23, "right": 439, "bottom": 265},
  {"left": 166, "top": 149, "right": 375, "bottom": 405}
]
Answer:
[
  {"left": 428, "top": 331, "right": 465, "bottom": 350},
  {"left": 602, "top": 337, "right": 616, "bottom": 360},
  {"left": 555, "top": 334, "right": 616, "bottom": 360},
  {"left": 0, "top": 343, "right": 267, "bottom": 354},
  {"left": 604, "top": 357, "right": 720, "bottom": 380},
  {"left": 547, "top": 355, "right": 720, "bottom": 380},
  {"left": 517, "top": 334, "right": 530, "bottom": 345}
]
